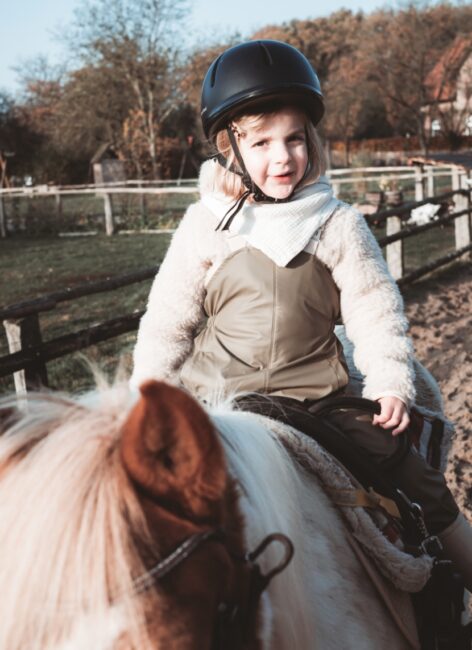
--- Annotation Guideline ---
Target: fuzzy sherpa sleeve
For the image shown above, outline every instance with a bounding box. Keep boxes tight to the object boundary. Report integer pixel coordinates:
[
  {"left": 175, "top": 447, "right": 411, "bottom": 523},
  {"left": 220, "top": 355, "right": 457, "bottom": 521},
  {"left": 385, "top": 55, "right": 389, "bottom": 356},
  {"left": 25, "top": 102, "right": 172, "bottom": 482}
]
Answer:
[
  {"left": 318, "top": 205, "right": 416, "bottom": 407},
  {"left": 130, "top": 202, "right": 213, "bottom": 390}
]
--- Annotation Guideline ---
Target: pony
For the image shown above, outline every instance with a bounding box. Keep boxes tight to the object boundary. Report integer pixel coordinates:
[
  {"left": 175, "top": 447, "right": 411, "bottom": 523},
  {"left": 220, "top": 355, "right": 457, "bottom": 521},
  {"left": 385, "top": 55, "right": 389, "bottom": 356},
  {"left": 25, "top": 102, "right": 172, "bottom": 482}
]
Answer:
[
  {"left": 0, "top": 331, "right": 452, "bottom": 650},
  {"left": 0, "top": 382, "right": 432, "bottom": 650}
]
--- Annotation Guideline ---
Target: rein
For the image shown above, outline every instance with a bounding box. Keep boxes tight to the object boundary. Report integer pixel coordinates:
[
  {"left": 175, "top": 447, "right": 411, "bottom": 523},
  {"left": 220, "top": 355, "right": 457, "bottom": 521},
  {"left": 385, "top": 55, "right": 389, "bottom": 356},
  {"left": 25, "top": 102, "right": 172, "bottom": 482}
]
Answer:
[{"left": 133, "top": 528, "right": 294, "bottom": 649}]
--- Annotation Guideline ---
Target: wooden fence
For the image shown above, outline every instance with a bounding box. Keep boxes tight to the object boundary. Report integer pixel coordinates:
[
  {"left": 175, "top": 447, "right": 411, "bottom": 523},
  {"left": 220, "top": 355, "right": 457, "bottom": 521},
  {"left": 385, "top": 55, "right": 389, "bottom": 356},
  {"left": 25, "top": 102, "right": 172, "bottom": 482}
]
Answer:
[
  {"left": 329, "top": 164, "right": 461, "bottom": 203},
  {"left": 0, "top": 164, "right": 464, "bottom": 238},
  {"left": 0, "top": 185, "right": 198, "bottom": 238},
  {"left": 0, "top": 185, "right": 471, "bottom": 395}
]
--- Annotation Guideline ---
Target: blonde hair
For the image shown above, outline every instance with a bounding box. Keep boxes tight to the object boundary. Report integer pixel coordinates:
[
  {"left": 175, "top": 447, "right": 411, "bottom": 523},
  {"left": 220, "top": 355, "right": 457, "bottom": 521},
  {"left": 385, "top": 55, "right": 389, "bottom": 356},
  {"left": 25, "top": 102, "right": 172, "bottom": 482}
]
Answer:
[
  {"left": 0, "top": 385, "right": 159, "bottom": 650},
  {"left": 212, "top": 106, "right": 326, "bottom": 200}
]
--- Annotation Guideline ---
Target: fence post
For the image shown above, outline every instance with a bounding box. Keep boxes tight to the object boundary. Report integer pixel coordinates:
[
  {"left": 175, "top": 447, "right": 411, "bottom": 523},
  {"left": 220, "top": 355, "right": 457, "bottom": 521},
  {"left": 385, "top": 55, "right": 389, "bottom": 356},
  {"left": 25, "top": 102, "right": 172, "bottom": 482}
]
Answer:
[
  {"left": 0, "top": 195, "right": 6, "bottom": 238},
  {"left": 415, "top": 165, "right": 425, "bottom": 202},
  {"left": 55, "top": 191, "right": 63, "bottom": 220},
  {"left": 103, "top": 192, "right": 115, "bottom": 235},
  {"left": 452, "top": 168, "right": 471, "bottom": 260},
  {"left": 3, "top": 315, "right": 49, "bottom": 395},
  {"left": 332, "top": 181, "right": 340, "bottom": 198},
  {"left": 138, "top": 181, "right": 147, "bottom": 226},
  {"left": 426, "top": 167, "right": 434, "bottom": 198},
  {"left": 386, "top": 215, "right": 404, "bottom": 280}
]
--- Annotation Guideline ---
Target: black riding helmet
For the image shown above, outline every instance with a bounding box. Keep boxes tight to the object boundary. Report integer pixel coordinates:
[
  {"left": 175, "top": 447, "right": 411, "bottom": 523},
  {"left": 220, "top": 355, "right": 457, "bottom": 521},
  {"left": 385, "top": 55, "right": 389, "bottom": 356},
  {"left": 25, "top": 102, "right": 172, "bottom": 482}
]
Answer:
[
  {"left": 200, "top": 41, "right": 325, "bottom": 225},
  {"left": 201, "top": 40, "right": 324, "bottom": 138}
]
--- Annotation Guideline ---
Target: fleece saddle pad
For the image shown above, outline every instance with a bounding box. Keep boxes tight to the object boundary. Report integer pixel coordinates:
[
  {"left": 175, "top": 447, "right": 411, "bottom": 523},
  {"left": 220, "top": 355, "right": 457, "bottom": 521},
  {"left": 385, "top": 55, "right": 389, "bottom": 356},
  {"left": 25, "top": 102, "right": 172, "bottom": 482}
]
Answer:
[{"left": 258, "top": 414, "right": 439, "bottom": 593}]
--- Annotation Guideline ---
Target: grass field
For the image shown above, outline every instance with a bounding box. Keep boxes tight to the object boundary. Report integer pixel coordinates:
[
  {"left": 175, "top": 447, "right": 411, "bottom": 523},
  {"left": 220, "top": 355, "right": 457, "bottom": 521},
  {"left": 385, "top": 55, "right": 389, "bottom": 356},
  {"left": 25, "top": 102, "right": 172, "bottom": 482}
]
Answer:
[
  {"left": 0, "top": 233, "right": 172, "bottom": 393},
  {"left": 0, "top": 219, "right": 459, "bottom": 395},
  {"left": 2, "top": 191, "right": 198, "bottom": 234}
]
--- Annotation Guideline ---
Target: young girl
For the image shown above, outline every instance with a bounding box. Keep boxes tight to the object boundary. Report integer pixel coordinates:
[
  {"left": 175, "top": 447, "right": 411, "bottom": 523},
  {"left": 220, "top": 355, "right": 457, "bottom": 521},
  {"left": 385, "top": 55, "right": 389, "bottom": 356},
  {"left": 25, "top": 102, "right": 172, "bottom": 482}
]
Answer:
[{"left": 131, "top": 40, "right": 471, "bottom": 588}]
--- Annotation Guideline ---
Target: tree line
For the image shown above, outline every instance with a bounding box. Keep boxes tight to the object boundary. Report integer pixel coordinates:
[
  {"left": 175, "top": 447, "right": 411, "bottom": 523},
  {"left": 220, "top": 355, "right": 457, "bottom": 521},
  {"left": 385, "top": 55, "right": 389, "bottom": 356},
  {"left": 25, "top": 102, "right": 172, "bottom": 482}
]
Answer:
[{"left": 0, "top": 0, "right": 471, "bottom": 185}]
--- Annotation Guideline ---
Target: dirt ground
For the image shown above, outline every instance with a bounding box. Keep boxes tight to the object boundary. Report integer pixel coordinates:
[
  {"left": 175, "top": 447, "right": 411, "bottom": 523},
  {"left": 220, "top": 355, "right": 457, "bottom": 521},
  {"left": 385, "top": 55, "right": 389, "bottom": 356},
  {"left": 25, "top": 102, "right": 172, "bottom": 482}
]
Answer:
[{"left": 403, "top": 262, "right": 472, "bottom": 522}]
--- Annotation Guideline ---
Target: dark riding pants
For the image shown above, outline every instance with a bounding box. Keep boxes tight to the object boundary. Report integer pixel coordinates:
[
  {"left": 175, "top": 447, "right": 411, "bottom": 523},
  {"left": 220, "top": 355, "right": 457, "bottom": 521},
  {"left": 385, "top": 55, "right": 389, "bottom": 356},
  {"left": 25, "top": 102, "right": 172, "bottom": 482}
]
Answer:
[{"left": 235, "top": 395, "right": 459, "bottom": 535}]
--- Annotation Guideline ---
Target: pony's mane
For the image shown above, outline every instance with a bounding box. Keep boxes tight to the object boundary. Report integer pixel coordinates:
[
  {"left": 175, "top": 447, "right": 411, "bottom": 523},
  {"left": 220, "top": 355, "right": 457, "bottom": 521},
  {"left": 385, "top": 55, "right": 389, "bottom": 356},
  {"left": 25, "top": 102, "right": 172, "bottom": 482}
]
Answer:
[
  {"left": 0, "top": 384, "right": 160, "bottom": 650},
  {"left": 211, "top": 399, "right": 318, "bottom": 647}
]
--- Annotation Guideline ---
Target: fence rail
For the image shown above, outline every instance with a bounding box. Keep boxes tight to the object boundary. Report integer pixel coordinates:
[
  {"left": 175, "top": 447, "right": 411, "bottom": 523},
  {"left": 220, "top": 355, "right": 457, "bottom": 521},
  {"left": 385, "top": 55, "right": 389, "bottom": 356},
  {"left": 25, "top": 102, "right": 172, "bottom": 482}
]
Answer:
[
  {"left": 1, "top": 312, "right": 143, "bottom": 378},
  {"left": 1, "top": 185, "right": 471, "bottom": 395},
  {"left": 0, "top": 267, "right": 158, "bottom": 321},
  {"left": 0, "top": 163, "right": 468, "bottom": 238}
]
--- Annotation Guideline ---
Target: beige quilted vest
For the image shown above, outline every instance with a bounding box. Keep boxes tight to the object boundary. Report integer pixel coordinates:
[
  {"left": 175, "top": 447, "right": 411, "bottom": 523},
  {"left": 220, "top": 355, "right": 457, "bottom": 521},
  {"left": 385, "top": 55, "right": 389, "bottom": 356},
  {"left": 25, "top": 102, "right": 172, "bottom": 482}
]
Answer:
[{"left": 180, "top": 245, "right": 349, "bottom": 401}]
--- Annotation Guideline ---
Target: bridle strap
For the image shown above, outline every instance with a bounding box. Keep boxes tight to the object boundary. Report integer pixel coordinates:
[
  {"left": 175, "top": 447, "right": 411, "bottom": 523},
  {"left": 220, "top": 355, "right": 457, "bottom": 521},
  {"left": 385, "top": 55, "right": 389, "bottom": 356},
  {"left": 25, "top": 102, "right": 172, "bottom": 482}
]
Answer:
[
  {"left": 132, "top": 527, "right": 294, "bottom": 650},
  {"left": 246, "top": 532, "right": 294, "bottom": 583},
  {"left": 212, "top": 532, "right": 294, "bottom": 650},
  {"left": 132, "top": 528, "right": 225, "bottom": 594}
]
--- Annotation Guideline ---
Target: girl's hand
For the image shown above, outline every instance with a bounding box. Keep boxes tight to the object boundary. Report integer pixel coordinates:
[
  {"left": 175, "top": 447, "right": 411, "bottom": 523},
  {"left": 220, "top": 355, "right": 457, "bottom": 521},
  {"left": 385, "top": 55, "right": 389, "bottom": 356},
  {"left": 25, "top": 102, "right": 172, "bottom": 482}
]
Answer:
[{"left": 372, "top": 397, "right": 410, "bottom": 436}]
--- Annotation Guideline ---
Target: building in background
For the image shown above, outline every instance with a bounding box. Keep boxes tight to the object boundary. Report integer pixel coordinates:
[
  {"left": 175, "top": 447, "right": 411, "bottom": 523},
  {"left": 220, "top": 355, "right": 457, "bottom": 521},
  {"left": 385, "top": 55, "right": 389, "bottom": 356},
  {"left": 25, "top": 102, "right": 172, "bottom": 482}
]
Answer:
[
  {"left": 91, "top": 143, "right": 126, "bottom": 185},
  {"left": 423, "top": 38, "right": 472, "bottom": 138}
]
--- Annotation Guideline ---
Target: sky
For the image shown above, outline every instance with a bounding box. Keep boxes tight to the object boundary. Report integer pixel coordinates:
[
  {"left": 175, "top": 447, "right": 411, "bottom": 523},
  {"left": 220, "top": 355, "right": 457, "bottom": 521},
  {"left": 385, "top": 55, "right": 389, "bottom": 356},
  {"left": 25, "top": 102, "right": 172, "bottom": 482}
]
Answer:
[{"left": 0, "top": 0, "right": 391, "bottom": 94}]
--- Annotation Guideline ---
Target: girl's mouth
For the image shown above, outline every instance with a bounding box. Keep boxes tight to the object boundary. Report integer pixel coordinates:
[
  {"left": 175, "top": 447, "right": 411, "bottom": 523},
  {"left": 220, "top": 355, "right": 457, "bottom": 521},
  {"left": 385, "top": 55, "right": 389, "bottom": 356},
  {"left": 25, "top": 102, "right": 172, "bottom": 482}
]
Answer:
[{"left": 273, "top": 172, "right": 293, "bottom": 182}]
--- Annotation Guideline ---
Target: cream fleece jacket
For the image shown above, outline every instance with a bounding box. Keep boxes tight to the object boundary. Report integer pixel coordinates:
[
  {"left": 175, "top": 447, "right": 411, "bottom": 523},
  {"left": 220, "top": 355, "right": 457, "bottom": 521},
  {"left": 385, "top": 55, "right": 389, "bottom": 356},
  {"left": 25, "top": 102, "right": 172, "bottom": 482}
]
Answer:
[{"left": 131, "top": 162, "right": 416, "bottom": 407}]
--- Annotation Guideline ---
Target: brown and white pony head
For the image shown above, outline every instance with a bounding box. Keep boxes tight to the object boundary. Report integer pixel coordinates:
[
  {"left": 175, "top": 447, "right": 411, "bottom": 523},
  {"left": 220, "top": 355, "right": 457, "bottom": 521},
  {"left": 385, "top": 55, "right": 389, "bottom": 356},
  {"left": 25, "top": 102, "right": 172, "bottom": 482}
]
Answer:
[{"left": 0, "top": 380, "right": 266, "bottom": 650}]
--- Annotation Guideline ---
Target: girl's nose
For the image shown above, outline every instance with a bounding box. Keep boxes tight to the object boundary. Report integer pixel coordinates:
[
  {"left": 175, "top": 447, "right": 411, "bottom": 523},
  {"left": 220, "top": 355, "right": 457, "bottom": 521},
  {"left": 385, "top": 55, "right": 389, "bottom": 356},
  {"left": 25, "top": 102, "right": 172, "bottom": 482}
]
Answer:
[{"left": 273, "top": 141, "right": 291, "bottom": 163}]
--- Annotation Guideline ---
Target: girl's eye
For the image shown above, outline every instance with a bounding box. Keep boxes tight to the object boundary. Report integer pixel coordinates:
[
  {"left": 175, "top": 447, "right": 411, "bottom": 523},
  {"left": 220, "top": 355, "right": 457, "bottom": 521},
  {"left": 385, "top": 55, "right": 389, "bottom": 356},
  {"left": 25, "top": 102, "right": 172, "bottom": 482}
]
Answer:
[
  {"left": 253, "top": 140, "right": 267, "bottom": 148},
  {"left": 289, "top": 134, "right": 305, "bottom": 142}
]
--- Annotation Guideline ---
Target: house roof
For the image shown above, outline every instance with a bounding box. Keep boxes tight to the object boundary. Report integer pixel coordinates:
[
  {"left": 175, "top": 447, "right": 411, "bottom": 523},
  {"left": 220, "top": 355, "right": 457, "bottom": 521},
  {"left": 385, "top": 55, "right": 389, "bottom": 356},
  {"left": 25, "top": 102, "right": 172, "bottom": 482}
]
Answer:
[
  {"left": 425, "top": 37, "right": 472, "bottom": 104},
  {"left": 90, "top": 142, "right": 118, "bottom": 165}
]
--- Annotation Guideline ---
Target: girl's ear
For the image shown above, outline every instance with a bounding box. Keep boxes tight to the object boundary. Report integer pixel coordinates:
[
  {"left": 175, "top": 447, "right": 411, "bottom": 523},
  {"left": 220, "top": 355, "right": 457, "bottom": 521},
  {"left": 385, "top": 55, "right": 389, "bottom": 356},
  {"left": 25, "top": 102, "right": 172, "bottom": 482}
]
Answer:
[{"left": 120, "top": 381, "right": 227, "bottom": 523}]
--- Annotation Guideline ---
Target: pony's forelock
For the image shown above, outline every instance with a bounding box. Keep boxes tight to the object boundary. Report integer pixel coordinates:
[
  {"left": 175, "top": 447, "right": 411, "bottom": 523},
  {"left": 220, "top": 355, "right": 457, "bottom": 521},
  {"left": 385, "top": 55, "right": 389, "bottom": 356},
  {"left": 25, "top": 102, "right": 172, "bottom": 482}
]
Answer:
[{"left": 0, "top": 382, "right": 159, "bottom": 650}]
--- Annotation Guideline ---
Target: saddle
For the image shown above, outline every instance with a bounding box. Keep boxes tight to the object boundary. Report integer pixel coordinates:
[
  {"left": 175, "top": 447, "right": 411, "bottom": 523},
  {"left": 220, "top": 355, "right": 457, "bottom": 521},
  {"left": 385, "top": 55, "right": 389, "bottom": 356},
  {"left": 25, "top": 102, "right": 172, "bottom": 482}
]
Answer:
[
  {"left": 306, "top": 396, "right": 444, "bottom": 551},
  {"left": 259, "top": 397, "right": 470, "bottom": 650}
]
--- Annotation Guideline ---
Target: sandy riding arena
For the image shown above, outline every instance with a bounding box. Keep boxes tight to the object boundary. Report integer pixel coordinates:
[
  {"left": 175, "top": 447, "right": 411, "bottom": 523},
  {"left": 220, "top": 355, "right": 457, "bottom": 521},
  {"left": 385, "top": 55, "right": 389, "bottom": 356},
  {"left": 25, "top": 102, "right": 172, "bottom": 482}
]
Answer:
[{"left": 404, "top": 262, "right": 472, "bottom": 523}]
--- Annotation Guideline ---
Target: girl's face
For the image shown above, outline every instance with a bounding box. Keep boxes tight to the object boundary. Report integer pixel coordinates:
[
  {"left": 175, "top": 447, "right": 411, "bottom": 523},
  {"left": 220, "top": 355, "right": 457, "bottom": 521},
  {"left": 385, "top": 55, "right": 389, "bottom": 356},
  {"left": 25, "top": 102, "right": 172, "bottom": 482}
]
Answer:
[{"left": 235, "top": 107, "right": 309, "bottom": 200}]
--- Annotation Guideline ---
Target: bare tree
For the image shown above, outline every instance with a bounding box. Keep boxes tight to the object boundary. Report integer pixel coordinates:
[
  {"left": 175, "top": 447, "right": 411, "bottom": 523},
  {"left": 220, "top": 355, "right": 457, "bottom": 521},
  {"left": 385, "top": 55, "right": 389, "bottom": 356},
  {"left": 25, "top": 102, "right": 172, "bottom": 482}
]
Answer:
[
  {"left": 254, "top": 10, "right": 364, "bottom": 85},
  {"left": 9, "top": 59, "right": 76, "bottom": 183},
  {"left": 61, "top": 0, "right": 189, "bottom": 178},
  {"left": 361, "top": 3, "right": 472, "bottom": 154},
  {"left": 323, "top": 57, "right": 368, "bottom": 166}
]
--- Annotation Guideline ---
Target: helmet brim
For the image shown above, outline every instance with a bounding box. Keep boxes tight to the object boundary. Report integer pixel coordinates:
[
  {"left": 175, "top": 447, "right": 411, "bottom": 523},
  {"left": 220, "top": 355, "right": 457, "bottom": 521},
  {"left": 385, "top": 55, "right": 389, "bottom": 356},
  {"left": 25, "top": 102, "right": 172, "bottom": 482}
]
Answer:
[{"left": 204, "top": 86, "right": 324, "bottom": 138}]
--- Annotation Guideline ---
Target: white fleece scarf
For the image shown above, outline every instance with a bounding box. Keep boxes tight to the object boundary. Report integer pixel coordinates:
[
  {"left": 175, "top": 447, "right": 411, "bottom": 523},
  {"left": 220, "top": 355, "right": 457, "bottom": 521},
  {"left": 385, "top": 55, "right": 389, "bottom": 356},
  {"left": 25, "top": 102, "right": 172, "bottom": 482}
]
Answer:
[{"left": 201, "top": 176, "right": 341, "bottom": 267}]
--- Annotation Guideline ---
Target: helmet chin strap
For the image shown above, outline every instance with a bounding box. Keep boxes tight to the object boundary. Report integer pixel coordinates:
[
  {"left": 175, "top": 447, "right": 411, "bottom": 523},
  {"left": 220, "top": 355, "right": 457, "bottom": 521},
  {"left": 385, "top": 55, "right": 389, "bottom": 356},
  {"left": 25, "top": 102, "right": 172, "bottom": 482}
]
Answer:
[{"left": 214, "top": 127, "right": 311, "bottom": 231}]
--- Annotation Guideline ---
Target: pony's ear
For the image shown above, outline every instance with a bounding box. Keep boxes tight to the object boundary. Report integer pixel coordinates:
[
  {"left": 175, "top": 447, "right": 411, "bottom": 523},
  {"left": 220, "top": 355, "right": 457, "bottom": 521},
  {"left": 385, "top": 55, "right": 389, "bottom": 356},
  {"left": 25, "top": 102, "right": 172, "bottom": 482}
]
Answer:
[{"left": 120, "top": 381, "right": 227, "bottom": 524}]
